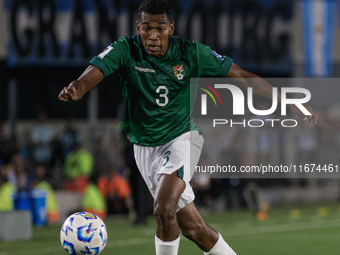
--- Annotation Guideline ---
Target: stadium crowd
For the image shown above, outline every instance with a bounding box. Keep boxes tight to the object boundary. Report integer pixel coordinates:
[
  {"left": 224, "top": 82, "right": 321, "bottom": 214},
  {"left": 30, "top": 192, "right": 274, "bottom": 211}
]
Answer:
[{"left": 0, "top": 107, "right": 339, "bottom": 225}]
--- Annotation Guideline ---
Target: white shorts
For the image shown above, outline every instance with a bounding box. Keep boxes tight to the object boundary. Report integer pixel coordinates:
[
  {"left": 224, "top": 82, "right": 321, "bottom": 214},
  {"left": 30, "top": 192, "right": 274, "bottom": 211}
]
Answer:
[{"left": 133, "top": 131, "right": 204, "bottom": 211}]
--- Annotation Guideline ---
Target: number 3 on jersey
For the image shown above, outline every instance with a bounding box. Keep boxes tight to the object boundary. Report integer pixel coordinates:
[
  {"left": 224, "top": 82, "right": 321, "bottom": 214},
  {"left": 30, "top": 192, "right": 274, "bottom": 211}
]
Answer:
[{"left": 156, "top": 85, "right": 169, "bottom": 107}]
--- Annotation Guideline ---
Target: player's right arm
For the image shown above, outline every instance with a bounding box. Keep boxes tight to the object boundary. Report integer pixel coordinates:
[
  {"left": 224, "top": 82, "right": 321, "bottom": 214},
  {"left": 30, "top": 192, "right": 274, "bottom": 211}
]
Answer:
[
  {"left": 59, "top": 37, "right": 129, "bottom": 102},
  {"left": 58, "top": 65, "right": 104, "bottom": 102},
  {"left": 226, "top": 63, "right": 318, "bottom": 127}
]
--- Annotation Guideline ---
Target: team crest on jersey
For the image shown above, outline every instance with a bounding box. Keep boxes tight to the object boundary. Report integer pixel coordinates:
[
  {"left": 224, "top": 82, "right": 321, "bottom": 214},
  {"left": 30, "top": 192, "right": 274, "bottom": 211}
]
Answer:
[{"left": 173, "top": 65, "right": 185, "bottom": 80}]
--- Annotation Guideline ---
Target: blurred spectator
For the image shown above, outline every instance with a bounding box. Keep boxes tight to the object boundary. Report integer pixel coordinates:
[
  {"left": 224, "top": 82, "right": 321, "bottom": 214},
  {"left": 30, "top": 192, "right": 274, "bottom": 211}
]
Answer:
[
  {"left": 60, "top": 116, "right": 80, "bottom": 160},
  {"left": 120, "top": 117, "right": 153, "bottom": 225},
  {"left": 30, "top": 111, "right": 54, "bottom": 165},
  {"left": 221, "top": 146, "right": 247, "bottom": 210},
  {"left": 0, "top": 164, "right": 16, "bottom": 211},
  {"left": 0, "top": 121, "right": 8, "bottom": 140},
  {"left": 317, "top": 109, "right": 340, "bottom": 165},
  {"left": 0, "top": 120, "right": 18, "bottom": 166},
  {"left": 49, "top": 137, "right": 64, "bottom": 189},
  {"left": 296, "top": 121, "right": 318, "bottom": 165},
  {"left": 98, "top": 164, "right": 131, "bottom": 215},
  {"left": 127, "top": 156, "right": 153, "bottom": 225},
  {"left": 241, "top": 110, "right": 258, "bottom": 167},
  {"left": 191, "top": 172, "right": 212, "bottom": 209},
  {"left": 9, "top": 153, "right": 28, "bottom": 190},
  {"left": 256, "top": 102, "right": 274, "bottom": 165},
  {"left": 63, "top": 143, "right": 94, "bottom": 193},
  {"left": 93, "top": 137, "right": 108, "bottom": 179},
  {"left": 82, "top": 182, "right": 107, "bottom": 219},
  {"left": 117, "top": 104, "right": 148, "bottom": 222},
  {"left": 191, "top": 157, "right": 212, "bottom": 210},
  {"left": 29, "top": 163, "right": 60, "bottom": 224}
]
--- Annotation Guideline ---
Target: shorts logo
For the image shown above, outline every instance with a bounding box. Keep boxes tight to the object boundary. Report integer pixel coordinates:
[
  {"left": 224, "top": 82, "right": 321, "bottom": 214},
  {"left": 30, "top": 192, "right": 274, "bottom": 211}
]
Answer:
[
  {"left": 211, "top": 50, "right": 224, "bottom": 61},
  {"left": 173, "top": 65, "right": 185, "bottom": 80},
  {"left": 163, "top": 151, "right": 171, "bottom": 166}
]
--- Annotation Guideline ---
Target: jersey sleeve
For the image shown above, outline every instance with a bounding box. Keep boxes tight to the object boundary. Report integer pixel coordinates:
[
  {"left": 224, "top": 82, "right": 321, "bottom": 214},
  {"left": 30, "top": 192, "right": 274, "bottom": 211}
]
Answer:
[
  {"left": 196, "top": 43, "right": 233, "bottom": 77},
  {"left": 89, "top": 37, "right": 129, "bottom": 77}
]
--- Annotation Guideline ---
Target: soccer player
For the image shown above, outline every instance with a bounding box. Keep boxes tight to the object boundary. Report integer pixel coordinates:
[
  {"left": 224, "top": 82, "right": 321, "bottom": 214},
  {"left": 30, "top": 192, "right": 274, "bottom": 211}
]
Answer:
[{"left": 58, "top": 0, "right": 318, "bottom": 254}]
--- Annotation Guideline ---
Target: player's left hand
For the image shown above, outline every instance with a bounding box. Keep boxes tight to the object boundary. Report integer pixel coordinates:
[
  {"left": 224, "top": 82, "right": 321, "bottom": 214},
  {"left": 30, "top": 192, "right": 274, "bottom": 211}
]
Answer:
[{"left": 289, "top": 104, "right": 318, "bottom": 127}]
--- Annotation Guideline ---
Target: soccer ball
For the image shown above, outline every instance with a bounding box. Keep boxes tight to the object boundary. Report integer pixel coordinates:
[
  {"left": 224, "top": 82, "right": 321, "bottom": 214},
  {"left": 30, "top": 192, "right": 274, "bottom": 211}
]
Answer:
[{"left": 60, "top": 212, "right": 108, "bottom": 255}]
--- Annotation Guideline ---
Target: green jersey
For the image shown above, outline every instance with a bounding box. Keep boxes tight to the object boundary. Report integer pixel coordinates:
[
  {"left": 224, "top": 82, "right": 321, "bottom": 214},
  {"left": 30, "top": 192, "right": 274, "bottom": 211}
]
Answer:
[{"left": 90, "top": 35, "right": 233, "bottom": 146}]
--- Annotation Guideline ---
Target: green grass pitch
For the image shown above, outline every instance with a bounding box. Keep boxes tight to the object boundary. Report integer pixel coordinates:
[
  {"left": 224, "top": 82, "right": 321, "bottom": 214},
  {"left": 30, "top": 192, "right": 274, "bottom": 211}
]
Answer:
[{"left": 0, "top": 203, "right": 339, "bottom": 255}]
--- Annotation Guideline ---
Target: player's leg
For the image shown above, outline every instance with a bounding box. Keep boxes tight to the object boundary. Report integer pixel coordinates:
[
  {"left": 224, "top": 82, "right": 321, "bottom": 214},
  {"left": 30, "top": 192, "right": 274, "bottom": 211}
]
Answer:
[
  {"left": 154, "top": 170, "right": 185, "bottom": 240},
  {"left": 154, "top": 171, "right": 185, "bottom": 254},
  {"left": 133, "top": 142, "right": 184, "bottom": 255},
  {"left": 133, "top": 130, "right": 204, "bottom": 255},
  {"left": 177, "top": 202, "right": 237, "bottom": 255},
  {"left": 153, "top": 130, "right": 200, "bottom": 241},
  {"left": 176, "top": 202, "right": 217, "bottom": 251}
]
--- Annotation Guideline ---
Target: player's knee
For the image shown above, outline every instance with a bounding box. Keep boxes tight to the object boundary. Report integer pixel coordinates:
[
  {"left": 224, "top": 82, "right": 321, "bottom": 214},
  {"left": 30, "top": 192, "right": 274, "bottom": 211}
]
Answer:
[
  {"left": 154, "top": 203, "right": 176, "bottom": 223},
  {"left": 181, "top": 222, "right": 206, "bottom": 242}
]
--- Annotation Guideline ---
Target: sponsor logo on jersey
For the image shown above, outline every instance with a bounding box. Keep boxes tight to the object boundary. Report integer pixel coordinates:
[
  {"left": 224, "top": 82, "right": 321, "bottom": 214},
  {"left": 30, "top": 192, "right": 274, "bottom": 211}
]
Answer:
[
  {"left": 173, "top": 65, "right": 185, "bottom": 80},
  {"left": 135, "top": 66, "right": 156, "bottom": 73},
  {"left": 211, "top": 50, "right": 224, "bottom": 61}
]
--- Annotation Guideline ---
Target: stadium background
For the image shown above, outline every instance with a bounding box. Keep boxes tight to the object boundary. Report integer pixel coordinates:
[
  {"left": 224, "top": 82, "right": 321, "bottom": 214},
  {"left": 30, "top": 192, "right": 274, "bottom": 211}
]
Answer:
[{"left": 1, "top": 0, "right": 340, "bottom": 254}]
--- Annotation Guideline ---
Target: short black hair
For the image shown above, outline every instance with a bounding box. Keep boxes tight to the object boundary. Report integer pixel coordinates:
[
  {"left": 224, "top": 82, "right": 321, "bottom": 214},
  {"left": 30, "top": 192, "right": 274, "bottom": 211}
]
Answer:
[{"left": 138, "top": 0, "right": 172, "bottom": 21}]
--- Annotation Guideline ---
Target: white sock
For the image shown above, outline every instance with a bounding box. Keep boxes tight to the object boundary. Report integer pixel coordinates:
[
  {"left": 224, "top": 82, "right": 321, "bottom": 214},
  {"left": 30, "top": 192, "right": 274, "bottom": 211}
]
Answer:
[
  {"left": 155, "top": 235, "right": 180, "bottom": 255},
  {"left": 204, "top": 233, "right": 237, "bottom": 255}
]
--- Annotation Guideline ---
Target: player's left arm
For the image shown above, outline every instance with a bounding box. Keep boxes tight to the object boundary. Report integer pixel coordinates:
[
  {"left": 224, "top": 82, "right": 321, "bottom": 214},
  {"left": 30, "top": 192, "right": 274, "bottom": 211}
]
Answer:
[{"left": 226, "top": 63, "right": 318, "bottom": 127}]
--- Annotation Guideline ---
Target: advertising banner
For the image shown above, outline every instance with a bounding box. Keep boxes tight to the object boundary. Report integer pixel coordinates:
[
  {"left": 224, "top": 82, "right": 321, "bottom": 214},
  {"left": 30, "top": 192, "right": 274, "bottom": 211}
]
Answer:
[{"left": 5, "top": 0, "right": 293, "bottom": 74}]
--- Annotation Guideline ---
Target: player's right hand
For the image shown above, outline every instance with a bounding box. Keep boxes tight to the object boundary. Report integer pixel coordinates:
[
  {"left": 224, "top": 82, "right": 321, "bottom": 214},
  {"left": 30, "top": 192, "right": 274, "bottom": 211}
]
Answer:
[{"left": 58, "top": 84, "right": 80, "bottom": 102}]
